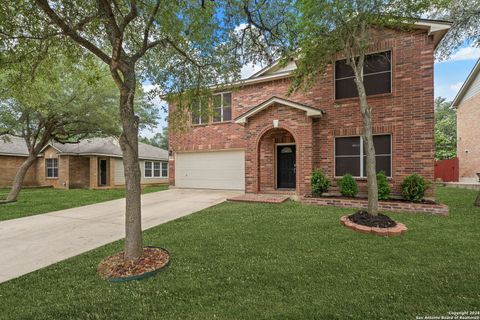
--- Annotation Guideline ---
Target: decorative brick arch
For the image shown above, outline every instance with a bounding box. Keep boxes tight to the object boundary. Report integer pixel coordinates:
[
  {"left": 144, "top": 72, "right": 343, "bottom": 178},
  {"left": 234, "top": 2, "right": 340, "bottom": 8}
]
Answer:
[{"left": 254, "top": 125, "right": 299, "bottom": 193}]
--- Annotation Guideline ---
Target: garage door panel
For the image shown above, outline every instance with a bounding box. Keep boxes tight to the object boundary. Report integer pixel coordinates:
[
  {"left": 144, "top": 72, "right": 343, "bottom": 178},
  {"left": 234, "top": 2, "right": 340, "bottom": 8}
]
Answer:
[{"left": 175, "top": 150, "right": 245, "bottom": 190}]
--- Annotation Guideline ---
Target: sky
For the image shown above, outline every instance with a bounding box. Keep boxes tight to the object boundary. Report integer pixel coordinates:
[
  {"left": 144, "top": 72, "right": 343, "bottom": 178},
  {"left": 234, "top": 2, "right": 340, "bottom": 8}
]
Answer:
[
  {"left": 142, "top": 43, "right": 480, "bottom": 138},
  {"left": 435, "top": 45, "right": 480, "bottom": 100}
]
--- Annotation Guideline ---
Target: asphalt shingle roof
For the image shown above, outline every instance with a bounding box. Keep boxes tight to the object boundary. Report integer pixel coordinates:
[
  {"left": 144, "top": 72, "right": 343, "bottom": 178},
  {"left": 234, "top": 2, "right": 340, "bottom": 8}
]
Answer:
[
  {"left": 0, "top": 136, "right": 30, "bottom": 156},
  {"left": 0, "top": 136, "right": 168, "bottom": 160}
]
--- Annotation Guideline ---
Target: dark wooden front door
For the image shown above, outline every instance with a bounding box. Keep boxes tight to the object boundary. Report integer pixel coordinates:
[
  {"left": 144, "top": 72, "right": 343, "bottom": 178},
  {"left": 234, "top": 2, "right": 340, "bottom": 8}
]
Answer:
[
  {"left": 98, "top": 159, "right": 107, "bottom": 186},
  {"left": 277, "top": 145, "right": 296, "bottom": 189}
]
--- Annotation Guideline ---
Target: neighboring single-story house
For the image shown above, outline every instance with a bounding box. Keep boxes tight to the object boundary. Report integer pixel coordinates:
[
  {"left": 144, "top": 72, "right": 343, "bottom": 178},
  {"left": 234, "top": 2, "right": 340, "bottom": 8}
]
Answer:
[
  {"left": 452, "top": 58, "right": 480, "bottom": 183},
  {"left": 168, "top": 19, "right": 451, "bottom": 198},
  {"left": 0, "top": 136, "right": 169, "bottom": 189}
]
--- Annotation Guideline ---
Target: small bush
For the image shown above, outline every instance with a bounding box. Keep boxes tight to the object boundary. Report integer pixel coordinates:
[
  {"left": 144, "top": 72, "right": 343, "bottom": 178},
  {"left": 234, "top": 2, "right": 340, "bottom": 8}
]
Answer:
[
  {"left": 338, "top": 174, "right": 358, "bottom": 197},
  {"left": 401, "top": 174, "right": 430, "bottom": 202},
  {"left": 311, "top": 169, "right": 330, "bottom": 196},
  {"left": 377, "top": 171, "right": 391, "bottom": 200}
]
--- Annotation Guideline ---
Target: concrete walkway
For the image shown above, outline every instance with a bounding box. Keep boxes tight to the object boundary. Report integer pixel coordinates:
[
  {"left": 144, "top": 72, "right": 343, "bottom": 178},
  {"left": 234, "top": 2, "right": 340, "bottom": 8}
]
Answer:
[{"left": 0, "top": 188, "right": 241, "bottom": 283}]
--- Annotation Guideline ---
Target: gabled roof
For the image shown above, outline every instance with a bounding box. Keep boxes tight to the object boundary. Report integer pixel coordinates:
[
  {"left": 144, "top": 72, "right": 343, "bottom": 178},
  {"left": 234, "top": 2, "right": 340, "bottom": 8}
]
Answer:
[
  {"left": 44, "top": 137, "right": 168, "bottom": 161},
  {"left": 0, "top": 137, "right": 168, "bottom": 161},
  {"left": 452, "top": 58, "right": 480, "bottom": 107},
  {"left": 0, "top": 136, "right": 30, "bottom": 157},
  {"left": 234, "top": 96, "right": 324, "bottom": 124}
]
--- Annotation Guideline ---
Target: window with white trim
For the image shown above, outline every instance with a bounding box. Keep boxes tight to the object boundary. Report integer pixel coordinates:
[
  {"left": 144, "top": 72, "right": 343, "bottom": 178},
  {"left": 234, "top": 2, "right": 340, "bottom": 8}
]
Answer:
[
  {"left": 144, "top": 161, "right": 168, "bottom": 178},
  {"left": 335, "top": 134, "right": 392, "bottom": 177},
  {"left": 212, "top": 92, "right": 232, "bottom": 122},
  {"left": 335, "top": 51, "right": 392, "bottom": 100},
  {"left": 161, "top": 162, "right": 168, "bottom": 177},
  {"left": 45, "top": 158, "right": 58, "bottom": 178}
]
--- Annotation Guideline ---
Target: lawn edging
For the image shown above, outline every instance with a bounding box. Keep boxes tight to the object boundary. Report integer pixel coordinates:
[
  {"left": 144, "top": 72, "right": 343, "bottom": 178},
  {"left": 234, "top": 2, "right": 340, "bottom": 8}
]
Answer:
[{"left": 301, "top": 196, "right": 449, "bottom": 215}]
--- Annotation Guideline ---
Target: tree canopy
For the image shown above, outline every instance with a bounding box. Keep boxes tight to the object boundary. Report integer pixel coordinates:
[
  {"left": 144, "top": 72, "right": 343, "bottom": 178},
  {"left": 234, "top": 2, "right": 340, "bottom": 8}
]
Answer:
[
  {"left": 434, "top": 0, "right": 480, "bottom": 59},
  {"left": 434, "top": 97, "right": 457, "bottom": 160}
]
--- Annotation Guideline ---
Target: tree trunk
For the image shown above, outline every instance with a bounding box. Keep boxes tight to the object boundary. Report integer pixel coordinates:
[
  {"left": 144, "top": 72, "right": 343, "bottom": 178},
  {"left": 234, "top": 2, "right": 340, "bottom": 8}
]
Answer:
[
  {"left": 475, "top": 191, "right": 480, "bottom": 207},
  {"left": 6, "top": 155, "right": 37, "bottom": 202},
  {"left": 118, "top": 67, "right": 143, "bottom": 260},
  {"left": 354, "top": 76, "right": 379, "bottom": 216}
]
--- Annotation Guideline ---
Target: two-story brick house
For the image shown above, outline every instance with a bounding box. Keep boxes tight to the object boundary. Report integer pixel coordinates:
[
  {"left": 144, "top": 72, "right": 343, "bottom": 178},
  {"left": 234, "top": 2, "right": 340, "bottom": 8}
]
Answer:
[{"left": 168, "top": 19, "right": 451, "bottom": 198}]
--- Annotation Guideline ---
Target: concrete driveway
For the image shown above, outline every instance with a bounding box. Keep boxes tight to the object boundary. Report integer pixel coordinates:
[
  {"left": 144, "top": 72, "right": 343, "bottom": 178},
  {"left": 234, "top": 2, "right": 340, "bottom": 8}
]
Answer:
[{"left": 0, "top": 188, "right": 241, "bottom": 283}]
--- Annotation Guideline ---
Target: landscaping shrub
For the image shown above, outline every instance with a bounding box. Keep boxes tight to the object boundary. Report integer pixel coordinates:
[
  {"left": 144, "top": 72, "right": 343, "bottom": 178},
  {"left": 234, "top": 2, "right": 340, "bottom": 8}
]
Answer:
[
  {"left": 377, "top": 171, "right": 391, "bottom": 200},
  {"left": 401, "top": 174, "right": 430, "bottom": 202},
  {"left": 311, "top": 169, "right": 330, "bottom": 196},
  {"left": 338, "top": 174, "right": 358, "bottom": 197}
]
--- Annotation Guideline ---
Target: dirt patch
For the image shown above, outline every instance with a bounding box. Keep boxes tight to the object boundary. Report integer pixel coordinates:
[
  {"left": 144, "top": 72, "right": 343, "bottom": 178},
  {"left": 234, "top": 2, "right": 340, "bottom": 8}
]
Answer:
[
  {"left": 98, "top": 247, "right": 170, "bottom": 280},
  {"left": 348, "top": 211, "right": 397, "bottom": 228}
]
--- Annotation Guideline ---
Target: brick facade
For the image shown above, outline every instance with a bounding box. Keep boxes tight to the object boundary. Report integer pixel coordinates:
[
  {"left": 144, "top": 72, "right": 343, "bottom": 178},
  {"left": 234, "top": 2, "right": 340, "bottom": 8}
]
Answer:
[
  {"left": 0, "top": 147, "right": 166, "bottom": 189},
  {"left": 457, "top": 93, "right": 480, "bottom": 182},
  {"left": 0, "top": 156, "right": 37, "bottom": 187},
  {"left": 169, "top": 28, "right": 436, "bottom": 198},
  {"left": 36, "top": 146, "right": 69, "bottom": 189}
]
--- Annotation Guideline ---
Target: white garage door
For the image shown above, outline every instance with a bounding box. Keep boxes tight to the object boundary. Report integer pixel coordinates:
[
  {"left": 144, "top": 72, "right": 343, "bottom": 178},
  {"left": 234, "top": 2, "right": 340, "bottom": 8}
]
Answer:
[{"left": 175, "top": 150, "right": 245, "bottom": 190}]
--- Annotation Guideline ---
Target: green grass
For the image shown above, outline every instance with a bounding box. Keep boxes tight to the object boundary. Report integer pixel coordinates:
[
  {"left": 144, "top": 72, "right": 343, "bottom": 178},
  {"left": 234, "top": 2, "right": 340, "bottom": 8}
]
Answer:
[
  {"left": 0, "top": 186, "right": 479, "bottom": 319},
  {"left": 0, "top": 185, "right": 168, "bottom": 221}
]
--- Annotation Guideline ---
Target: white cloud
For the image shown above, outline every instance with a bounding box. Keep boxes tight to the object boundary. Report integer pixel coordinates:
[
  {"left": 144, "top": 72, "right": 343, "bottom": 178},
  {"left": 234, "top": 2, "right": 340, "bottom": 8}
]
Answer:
[
  {"left": 241, "top": 62, "right": 264, "bottom": 79},
  {"left": 440, "top": 46, "right": 480, "bottom": 63},
  {"left": 449, "top": 82, "right": 464, "bottom": 92}
]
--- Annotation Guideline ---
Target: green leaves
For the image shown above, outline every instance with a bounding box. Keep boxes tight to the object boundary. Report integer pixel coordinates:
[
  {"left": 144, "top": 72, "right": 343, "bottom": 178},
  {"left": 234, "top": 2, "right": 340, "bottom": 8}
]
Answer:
[
  {"left": 0, "top": 56, "right": 121, "bottom": 150},
  {"left": 434, "top": 97, "right": 456, "bottom": 160},
  {"left": 286, "top": 0, "right": 437, "bottom": 93}
]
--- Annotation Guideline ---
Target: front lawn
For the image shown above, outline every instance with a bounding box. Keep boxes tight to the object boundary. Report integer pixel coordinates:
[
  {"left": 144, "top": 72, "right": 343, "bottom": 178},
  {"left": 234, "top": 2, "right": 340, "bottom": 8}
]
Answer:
[
  {"left": 0, "top": 187, "right": 479, "bottom": 319},
  {"left": 0, "top": 185, "right": 168, "bottom": 221}
]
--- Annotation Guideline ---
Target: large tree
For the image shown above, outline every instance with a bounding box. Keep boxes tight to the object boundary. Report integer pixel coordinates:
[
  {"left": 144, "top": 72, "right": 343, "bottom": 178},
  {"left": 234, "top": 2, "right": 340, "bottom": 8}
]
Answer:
[
  {"left": 140, "top": 126, "right": 168, "bottom": 150},
  {"left": 0, "top": 0, "right": 283, "bottom": 260},
  {"left": 283, "top": 0, "right": 436, "bottom": 215},
  {"left": 434, "top": 97, "right": 456, "bottom": 160},
  {"left": 434, "top": 0, "right": 480, "bottom": 59},
  {"left": 0, "top": 58, "right": 121, "bottom": 202}
]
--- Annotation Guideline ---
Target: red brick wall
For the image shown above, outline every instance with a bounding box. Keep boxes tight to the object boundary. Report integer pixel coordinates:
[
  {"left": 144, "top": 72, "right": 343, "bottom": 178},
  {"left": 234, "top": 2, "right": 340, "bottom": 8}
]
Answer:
[
  {"left": 69, "top": 156, "right": 90, "bottom": 188},
  {"left": 169, "top": 28, "right": 436, "bottom": 197},
  {"left": 0, "top": 155, "right": 38, "bottom": 187}
]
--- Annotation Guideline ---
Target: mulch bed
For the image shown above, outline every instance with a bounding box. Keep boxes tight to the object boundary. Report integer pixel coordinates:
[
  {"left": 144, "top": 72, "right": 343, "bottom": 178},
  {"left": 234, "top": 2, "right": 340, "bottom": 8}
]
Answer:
[
  {"left": 348, "top": 210, "right": 397, "bottom": 228},
  {"left": 98, "top": 247, "right": 170, "bottom": 280}
]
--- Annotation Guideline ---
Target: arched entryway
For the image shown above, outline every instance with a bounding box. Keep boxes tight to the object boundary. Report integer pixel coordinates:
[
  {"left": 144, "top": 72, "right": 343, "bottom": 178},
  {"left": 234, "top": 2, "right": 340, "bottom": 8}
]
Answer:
[{"left": 256, "top": 127, "right": 297, "bottom": 193}]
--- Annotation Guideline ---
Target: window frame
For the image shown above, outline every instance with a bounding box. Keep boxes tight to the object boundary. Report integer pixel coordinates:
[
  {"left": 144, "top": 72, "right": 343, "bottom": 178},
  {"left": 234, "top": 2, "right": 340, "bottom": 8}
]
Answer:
[
  {"left": 144, "top": 161, "right": 168, "bottom": 178},
  {"left": 45, "top": 158, "right": 59, "bottom": 179},
  {"left": 161, "top": 162, "right": 168, "bottom": 178},
  {"left": 212, "top": 91, "right": 232, "bottom": 123},
  {"left": 191, "top": 101, "right": 203, "bottom": 125},
  {"left": 334, "top": 134, "right": 392, "bottom": 178},
  {"left": 334, "top": 50, "right": 393, "bottom": 101}
]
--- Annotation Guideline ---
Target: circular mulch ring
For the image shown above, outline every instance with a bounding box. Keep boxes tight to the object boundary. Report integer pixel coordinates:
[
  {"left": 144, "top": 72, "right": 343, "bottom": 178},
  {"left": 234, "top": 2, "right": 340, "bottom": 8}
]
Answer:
[
  {"left": 98, "top": 246, "right": 170, "bottom": 282},
  {"left": 340, "top": 212, "right": 407, "bottom": 237}
]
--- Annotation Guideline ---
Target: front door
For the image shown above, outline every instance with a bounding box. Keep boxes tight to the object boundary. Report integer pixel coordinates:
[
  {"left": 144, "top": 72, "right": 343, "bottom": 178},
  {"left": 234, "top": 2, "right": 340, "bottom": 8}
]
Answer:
[
  {"left": 277, "top": 145, "right": 296, "bottom": 189},
  {"left": 98, "top": 159, "right": 107, "bottom": 186}
]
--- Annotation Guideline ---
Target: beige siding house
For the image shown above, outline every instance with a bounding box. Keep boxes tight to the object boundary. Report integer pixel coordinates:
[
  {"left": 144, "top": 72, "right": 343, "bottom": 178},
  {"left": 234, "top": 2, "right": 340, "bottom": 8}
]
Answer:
[
  {"left": 0, "top": 136, "right": 169, "bottom": 188},
  {"left": 453, "top": 58, "right": 480, "bottom": 183}
]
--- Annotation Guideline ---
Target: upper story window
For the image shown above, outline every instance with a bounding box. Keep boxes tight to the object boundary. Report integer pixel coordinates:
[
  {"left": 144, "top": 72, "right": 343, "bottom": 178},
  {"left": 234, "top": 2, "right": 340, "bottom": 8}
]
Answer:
[
  {"left": 335, "top": 51, "right": 392, "bottom": 100},
  {"left": 45, "top": 158, "right": 58, "bottom": 178},
  {"left": 145, "top": 161, "right": 168, "bottom": 178},
  {"left": 213, "top": 92, "right": 232, "bottom": 123},
  {"left": 191, "top": 103, "right": 203, "bottom": 125},
  {"left": 335, "top": 134, "right": 392, "bottom": 177}
]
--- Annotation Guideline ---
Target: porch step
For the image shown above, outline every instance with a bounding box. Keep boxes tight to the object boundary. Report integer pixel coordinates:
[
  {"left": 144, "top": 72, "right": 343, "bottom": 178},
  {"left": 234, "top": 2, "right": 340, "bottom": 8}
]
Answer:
[{"left": 227, "top": 194, "right": 291, "bottom": 204}]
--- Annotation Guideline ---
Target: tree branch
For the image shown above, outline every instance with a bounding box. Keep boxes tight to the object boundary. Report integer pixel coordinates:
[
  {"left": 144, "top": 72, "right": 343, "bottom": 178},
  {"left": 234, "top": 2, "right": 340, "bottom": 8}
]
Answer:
[
  {"left": 34, "top": 0, "right": 111, "bottom": 65},
  {"left": 120, "top": 0, "right": 138, "bottom": 31}
]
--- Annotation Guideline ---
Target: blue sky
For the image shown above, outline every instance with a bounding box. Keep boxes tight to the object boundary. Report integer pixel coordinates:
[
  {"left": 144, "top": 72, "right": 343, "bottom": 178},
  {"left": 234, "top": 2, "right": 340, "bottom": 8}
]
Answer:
[
  {"left": 142, "top": 44, "right": 480, "bottom": 138},
  {"left": 435, "top": 45, "right": 480, "bottom": 100}
]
